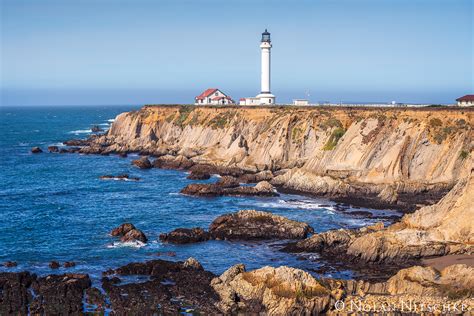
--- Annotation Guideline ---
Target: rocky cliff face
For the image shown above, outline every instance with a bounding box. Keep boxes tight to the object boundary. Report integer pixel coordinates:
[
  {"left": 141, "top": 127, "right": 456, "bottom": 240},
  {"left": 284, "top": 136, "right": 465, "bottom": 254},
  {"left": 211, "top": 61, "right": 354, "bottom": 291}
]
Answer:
[{"left": 89, "top": 105, "right": 473, "bottom": 209}]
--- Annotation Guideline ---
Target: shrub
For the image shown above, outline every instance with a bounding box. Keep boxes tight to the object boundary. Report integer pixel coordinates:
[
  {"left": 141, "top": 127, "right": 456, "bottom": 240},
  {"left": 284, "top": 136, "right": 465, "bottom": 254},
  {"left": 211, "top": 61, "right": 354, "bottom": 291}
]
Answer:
[
  {"left": 429, "top": 118, "right": 442, "bottom": 128},
  {"left": 320, "top": 117, "right": 342, "bottom": 130},
  {"left": 291, "top": 126, "right": 304, "bottom": 142},
  {"left": 460, "top": 150, "right": 469, "bottom": 160},
  {"left": 323, "top": 128, "right": 345, "bottom": 150}
]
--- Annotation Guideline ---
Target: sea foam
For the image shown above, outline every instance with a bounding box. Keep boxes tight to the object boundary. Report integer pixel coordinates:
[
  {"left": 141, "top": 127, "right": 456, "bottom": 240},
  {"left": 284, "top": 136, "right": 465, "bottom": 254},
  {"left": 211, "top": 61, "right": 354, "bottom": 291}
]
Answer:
[
  {"left": 68, "top": 129, "right": 92, "bottom": 135},
  {"left": 107, "top": 240, "right": 146, "bottom": 248}
]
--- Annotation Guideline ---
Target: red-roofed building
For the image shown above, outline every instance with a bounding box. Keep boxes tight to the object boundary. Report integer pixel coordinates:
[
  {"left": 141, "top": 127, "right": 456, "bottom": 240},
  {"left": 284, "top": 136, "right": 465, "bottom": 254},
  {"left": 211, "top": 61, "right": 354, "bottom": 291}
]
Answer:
[
  {"left": 456, "top": 95, "right": 474, "bottom": 107},
  {"left": 195, "top": 88, "right": 235, "bottom": 105}
]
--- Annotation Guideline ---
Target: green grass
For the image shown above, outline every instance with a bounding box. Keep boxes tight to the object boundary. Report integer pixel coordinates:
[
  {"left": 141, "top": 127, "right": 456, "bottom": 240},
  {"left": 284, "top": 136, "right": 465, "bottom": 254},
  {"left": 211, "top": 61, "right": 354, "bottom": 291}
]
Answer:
[
  {"left": 175, "top": 106, "right": 194, "bottom": 128},
  {"left": 323, "top": 127, "right": 346, "bottom": 150}
]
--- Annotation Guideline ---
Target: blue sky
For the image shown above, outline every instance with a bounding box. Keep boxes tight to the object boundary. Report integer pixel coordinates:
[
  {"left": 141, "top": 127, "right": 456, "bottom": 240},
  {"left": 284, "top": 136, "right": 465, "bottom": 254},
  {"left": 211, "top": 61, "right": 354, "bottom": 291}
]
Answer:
[{"left": 1, "top": 0, "right": 472, "bottom": 105}]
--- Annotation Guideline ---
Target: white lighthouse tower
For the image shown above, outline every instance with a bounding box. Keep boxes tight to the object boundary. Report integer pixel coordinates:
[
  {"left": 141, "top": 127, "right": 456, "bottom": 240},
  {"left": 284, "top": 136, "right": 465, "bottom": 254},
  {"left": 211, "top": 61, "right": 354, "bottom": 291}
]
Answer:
[{"left": 256, "top": 29, "right": 275, "bottom": 105}]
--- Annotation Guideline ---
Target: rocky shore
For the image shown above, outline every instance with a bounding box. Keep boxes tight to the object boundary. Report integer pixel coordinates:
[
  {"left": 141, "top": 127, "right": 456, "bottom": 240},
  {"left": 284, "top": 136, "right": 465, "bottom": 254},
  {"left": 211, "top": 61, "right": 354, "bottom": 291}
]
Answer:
[{"left": 1, "top": 258, "right": 472, "bottom": 314}]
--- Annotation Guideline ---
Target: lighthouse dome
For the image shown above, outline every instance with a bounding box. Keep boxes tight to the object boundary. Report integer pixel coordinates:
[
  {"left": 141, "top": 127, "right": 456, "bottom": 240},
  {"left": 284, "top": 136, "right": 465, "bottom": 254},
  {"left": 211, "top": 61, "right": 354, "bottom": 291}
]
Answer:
[{"left": 261, "top": 29, "right": 271, "bottom": 42}]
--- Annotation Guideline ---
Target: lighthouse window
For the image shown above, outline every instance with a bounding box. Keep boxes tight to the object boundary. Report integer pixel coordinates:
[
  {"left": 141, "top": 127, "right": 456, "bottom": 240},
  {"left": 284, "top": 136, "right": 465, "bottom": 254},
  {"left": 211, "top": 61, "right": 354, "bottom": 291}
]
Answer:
[{"left": 269, "top": 99, "right": 272, "bottom": 103}]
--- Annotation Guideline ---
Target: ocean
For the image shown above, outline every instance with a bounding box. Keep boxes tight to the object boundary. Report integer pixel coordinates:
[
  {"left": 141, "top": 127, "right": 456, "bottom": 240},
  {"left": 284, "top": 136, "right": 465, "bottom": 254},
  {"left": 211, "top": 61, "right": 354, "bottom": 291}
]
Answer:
[{"left": 0, "top": 105, "right": 400, "bottom": 281}]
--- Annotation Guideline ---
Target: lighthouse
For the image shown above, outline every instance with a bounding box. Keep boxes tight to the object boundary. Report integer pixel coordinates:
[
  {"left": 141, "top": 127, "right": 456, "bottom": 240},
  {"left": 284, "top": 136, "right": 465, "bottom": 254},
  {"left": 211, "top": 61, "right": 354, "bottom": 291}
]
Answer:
[
  {"left": 239, "top": 29, "right": 276, "bottom": 106},
  {"left": 256, "top": 29, "right": 275, "bottom": 104}
]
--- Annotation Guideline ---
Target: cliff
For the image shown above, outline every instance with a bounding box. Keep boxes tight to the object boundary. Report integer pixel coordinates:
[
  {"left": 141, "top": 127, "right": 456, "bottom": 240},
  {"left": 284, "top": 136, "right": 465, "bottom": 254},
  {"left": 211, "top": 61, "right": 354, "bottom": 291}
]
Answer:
[{"left": 87, "top": 105, "right": 473, "bottom": 209}]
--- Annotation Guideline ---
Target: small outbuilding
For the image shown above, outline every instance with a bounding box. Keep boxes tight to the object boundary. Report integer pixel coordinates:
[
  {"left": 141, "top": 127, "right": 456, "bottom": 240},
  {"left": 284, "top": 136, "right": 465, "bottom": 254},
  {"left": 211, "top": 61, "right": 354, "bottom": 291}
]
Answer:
[
  {"left": 195, "top": 88, "right": 235, "bottom": 105},
  {"left": 293, "top": 99, "right": 309, "bottom": 106},
  {"left": 456, "top": 95, "right": 474, "bottom": 107}
]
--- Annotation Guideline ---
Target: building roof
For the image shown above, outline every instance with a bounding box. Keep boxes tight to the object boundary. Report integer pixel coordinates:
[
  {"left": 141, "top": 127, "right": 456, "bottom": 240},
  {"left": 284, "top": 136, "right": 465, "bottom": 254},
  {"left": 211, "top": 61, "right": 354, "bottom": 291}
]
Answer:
[
  {"left": 195, "top": 88, "right": 218, "bottom": 100},
  {"left": 456, "top": 95, "right": 474, "bottom": 102},
  {"left": 212, "top": 96, "right": 234, "bottom": 101}
]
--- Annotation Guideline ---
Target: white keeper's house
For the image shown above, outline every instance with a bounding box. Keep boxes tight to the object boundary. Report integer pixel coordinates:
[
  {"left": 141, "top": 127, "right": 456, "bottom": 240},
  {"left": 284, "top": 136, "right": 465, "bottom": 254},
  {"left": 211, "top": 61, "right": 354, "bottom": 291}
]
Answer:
[
  {"left": 195, "top": 88, "right": 235, "bottom": 105},
  {"left": 456, "top": 95, "right": 474, "bottom": 107}
]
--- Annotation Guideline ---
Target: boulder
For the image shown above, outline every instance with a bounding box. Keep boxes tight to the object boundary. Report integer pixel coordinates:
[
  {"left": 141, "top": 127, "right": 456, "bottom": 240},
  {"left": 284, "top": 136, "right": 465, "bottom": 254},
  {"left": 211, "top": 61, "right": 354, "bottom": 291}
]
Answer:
[
  {"left": 59, "top": 147, "right": 81, "bottom": 154},
  {"left": 110, "top": 223, "right": 147, "bottom": 243},
  {"left": 132, "top": 157, "right": 152, "bottom": 169},
  {"left": 120, "top": 229, "right": 148, "bottom": 243},
  {"left": 3, "top": 261, "right": 17, "bottom": 267},
  {"left": 183, "top": 257, "right": 203, "bottom": 270},
  {"left": 180, "top": 183, "right": 223, "bottom": 196},
  {"left": 152, "top": 155, "right": 194, "bottom": 170},
  {"left": 63, "top": 139, "right": 90, "bottom": 146},
  {"left": 209, "top": 210, "right": 314, "bottom": 240},
  {"left": 47, "top": 146, "right": 59, "bottom": 153},
  {"left": 63, "top": 261, "right": 76, "bottom": 268},
  {"left": 49, "top": 261, "right": 60, "bottom": 269},
  {"left": 110, "top": 223, "right": 136, "bottom": 237},
  {"left": 377, "top": 185, "right": 398, "bottom": 204},
  {"left": 189, "top": 164, "right": 246, "bottom": 178},
  {"left": 91, "top": 125, "right": 104, "bottom": 133},
  {"left": 159, "top": 227, "right": 209, "bottom": 244},
  {"left": 238, "top": 170, "right": 274, "bottom": 183},
  {"left": 216, "top": 176, "right": 239, "bottom": 188},
  {"left": 187, "top": 170, "right": 211, "bottom": 180},
  {"left": 31, "top": 147, "right": 42, "bottom": 153}
]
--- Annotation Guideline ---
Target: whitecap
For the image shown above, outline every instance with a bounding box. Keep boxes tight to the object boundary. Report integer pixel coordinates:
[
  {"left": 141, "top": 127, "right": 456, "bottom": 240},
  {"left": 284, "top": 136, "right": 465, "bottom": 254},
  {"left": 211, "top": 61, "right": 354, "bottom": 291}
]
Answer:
[
  {"left": 98, "top": 123, "right": 110, "bottom": 126},
  {"left": 48, "top": 142, "right": 66, "bottom": 147},
  {"left": 251, "top": 198, "right": 334, "bottom": 211},
  {"left": 107, "top": 119, "right": 115, "bottom": 122},
  {"left": 68, "top": 129, "right": 92, "bottom": 135},
  {"left": 107, "top": 240, "right": 146, "bottom": 248}
]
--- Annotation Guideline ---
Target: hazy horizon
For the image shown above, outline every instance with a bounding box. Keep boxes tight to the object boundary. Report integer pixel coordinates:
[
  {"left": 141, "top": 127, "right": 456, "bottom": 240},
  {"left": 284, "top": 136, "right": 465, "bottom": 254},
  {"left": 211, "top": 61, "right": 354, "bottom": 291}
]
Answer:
[{"left": 1, "top": 0, "right": 473, "bottom": 106}]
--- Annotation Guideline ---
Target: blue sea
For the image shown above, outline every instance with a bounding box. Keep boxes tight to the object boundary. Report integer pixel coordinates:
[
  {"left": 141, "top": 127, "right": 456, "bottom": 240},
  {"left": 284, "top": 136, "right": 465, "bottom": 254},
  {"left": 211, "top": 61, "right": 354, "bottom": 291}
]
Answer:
[{"left": 0, "top": 105, "right": 400, "bottom": 281}]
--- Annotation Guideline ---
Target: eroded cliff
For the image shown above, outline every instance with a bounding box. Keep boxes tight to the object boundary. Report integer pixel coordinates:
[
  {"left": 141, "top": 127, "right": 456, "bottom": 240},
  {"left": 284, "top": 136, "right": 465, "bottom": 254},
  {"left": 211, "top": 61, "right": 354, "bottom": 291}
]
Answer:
[{"left": 85, "top": 105, "right": 473, "bottom": 209}]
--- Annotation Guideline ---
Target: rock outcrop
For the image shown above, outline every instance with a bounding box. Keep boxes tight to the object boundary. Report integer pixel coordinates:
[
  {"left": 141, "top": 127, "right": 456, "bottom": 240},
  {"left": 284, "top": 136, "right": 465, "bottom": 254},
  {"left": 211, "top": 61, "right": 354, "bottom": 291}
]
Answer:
[
  {"left": 159, "top": 227, "right": 210, "bottom": 244},
  {"left": 210, "top": 210, "right": 314, "bottom": 240},
  {"left": 346, "top": 167, "right": 474, "bottom": 263},
  {"left": 132, "top": 157, "right": 152, "bottom": 169},
  {"left": 160, "top": 210, "right": 313, "bottom": 243},
  {"left": 211, "top": 264, "right": 332, "bottom": 314},
  {"left": 31, "top": 147, "right": 42, "bottom": 153},
  {"left": 102, "top": 259, "right": 220, "bottom": 314},
  {"left": 181, "top": 179, "right": 278, "bottom": 197},
  {"left": 110, "top": 223, "right": 147, "bottom": 243},
  {"left": 283, "top": 168, "right": 474, "bottom": 264},
  {"left": 0, "top": 272, "right": 91, "bottom": 315}
]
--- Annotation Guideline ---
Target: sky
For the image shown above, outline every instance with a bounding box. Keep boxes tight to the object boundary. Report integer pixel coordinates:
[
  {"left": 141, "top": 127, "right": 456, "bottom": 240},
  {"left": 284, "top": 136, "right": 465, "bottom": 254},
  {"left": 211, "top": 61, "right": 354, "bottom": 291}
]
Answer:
[{"left": 1, "top": 0, "right": 473, "bottom": 106}]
